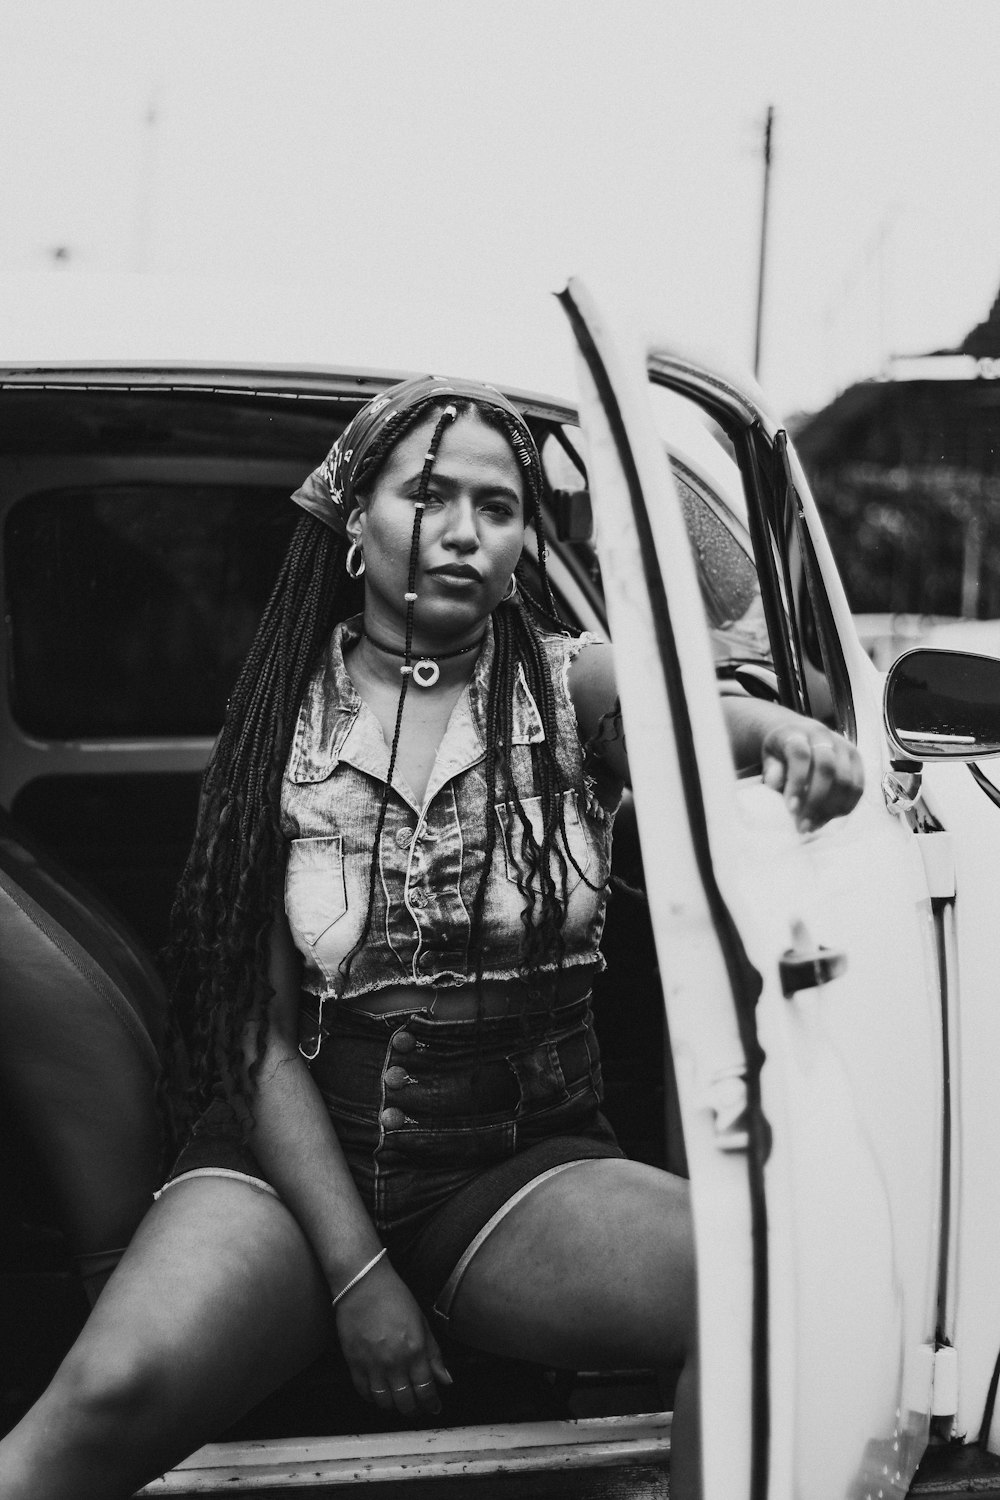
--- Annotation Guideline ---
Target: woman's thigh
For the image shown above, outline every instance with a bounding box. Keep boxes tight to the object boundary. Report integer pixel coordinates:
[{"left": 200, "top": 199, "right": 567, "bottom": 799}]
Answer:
[
  {"left": 445, "top": 1159, "right": 694, "bottom": 1371},
  {"left": 56, "top": 1174, "right": 331, "bottom": 1430}
]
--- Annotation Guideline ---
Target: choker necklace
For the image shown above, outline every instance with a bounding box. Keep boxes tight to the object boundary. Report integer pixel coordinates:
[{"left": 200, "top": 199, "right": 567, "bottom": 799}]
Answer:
[{"left": 363, "top": 631, "right": 484, "bottom": 689}]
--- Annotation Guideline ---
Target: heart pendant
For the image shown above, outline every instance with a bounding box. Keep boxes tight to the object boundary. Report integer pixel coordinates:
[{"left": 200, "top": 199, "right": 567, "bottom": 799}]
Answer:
[{"left": 412, "top": 658, "right": 441, "bottom": 688}]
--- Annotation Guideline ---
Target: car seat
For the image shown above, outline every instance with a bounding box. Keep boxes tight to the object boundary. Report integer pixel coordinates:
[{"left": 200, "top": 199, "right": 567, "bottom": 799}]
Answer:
[{"left": 0, "top": 805, "right": 167, "bottom": 1306}]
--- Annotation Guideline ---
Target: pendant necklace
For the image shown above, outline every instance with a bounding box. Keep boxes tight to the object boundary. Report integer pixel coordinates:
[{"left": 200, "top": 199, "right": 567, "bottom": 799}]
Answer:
[{"left": 363, "top": 630, "right": 485, "bottom": 689}]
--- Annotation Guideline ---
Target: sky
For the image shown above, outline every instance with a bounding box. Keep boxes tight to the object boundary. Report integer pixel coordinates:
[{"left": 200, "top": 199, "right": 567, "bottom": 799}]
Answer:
[{"left": 2, "top": 0, "right": 1000, "bottom": 416}]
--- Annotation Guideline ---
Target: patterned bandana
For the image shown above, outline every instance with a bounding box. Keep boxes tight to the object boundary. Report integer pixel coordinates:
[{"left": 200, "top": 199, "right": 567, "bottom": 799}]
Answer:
[{"left": 290, "top": 375, "right": 542, "bottom": 536}]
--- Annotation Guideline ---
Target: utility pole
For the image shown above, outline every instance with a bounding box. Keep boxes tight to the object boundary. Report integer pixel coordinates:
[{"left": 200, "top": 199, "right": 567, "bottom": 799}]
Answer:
[{"left": 754, "top": 105, "right": 774, "bottom": 381}]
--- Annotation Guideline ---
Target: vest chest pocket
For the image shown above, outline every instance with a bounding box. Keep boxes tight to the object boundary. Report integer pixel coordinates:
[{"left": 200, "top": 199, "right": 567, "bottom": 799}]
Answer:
[
  {"left": 285, "top": 836, "right": 348, "bottom": 945},
  {"left": 494, "top": 789, "right": 593, "bottom": 899}
]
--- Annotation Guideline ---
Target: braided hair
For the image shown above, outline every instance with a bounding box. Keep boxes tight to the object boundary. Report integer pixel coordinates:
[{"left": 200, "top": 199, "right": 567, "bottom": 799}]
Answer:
[{"left": 161, "top": 394, "right": 592, "bottom": 1133}]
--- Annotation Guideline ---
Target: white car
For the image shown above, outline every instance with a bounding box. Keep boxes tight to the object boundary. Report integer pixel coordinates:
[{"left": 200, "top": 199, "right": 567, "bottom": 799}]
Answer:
[{"left": 3, "top": 279, "right": 1000, "bottom": 1499}]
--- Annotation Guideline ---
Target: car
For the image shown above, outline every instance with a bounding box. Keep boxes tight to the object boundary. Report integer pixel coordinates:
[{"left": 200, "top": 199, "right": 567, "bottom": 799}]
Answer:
[{"left": 4, "top": 278, "right": 1000, "bottom": 1499}]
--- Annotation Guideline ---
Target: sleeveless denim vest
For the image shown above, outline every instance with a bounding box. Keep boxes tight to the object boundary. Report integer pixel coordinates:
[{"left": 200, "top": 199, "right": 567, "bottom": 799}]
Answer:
[{"left": 280, "top": 616, "right": 614, "bottom": 1005}]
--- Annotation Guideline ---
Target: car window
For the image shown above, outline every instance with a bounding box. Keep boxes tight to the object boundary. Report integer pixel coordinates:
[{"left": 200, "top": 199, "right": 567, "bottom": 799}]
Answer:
[
  {"left": 5, "top": 396, "right": 777, "bottom": 748},
  {"left": 644, "top": 379, "right": 852, "bottom": 733},
  {"left": 6, "top": 483, "right": 297, "bottom": 737},
  {"left": 671, "top": 456, "right": 770, "bottom": 668},
  {"left": 538, "top": 421, "right": 770, "bottom": 672}
]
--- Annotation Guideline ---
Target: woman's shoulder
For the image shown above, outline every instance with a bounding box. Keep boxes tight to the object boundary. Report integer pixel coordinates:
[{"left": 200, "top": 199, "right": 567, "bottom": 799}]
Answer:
[
  {"left": 530, "top": 629, "right": 610, "bottom": 712},
  {"left": 526, "top": 630, "right": 617, "bottom": 749},
  {"left": 535, "top": 628, "right": 608, "bottom": 673}
]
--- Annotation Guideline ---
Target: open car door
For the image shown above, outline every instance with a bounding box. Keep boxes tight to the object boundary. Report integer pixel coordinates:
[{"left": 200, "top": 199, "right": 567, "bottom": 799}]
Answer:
[{"left": 562, "top": 280, "right": 945, "bottom": 1500}]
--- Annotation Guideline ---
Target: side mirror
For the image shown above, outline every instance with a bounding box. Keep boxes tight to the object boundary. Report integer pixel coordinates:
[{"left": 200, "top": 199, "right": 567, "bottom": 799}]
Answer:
[
  {"left": 884, "top": 648, "right": 1000, "bottom": 761},
  {"left": 552, "top": 488, "right": 594, "bottom": 542}
]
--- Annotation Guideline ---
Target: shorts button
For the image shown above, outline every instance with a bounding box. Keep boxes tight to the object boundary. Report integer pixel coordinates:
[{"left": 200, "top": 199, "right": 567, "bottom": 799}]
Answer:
[
  {"left": 396, "top": 826, "right": 415, "bottom": 848},
  {"left": 384, "top": 1065, "right": 410, "bottom": 1089},
  {"left": 392, "top": 1030, "right": 417, "bottom": 1053},
  {"left": 380, "top": 1107, "right": 406, "bottom": 1130}
]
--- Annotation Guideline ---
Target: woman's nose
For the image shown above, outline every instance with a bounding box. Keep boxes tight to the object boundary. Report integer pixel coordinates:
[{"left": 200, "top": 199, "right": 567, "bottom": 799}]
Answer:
[{"left": 442, "top": 498, "right": 479, "bottom": 549}]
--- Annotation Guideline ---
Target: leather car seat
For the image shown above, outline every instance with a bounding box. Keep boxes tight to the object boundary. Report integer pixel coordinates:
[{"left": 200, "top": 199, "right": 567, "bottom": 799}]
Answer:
[{"left": 0, "top": 806, "right": 167, "bottom": 1303}]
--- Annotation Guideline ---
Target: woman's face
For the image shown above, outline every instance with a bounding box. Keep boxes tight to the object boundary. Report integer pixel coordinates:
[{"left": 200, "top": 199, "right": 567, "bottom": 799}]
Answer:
[{"left": 347, "top": 409, "right": 527, "bottom": 645}]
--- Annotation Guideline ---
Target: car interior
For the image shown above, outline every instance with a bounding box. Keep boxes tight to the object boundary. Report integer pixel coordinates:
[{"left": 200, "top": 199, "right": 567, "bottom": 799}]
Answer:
[{"left": 0, "top": 374, "right": 769, "bottom": 1448}]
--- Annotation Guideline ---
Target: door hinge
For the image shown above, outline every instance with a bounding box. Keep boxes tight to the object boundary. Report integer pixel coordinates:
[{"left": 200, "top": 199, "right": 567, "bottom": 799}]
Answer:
[
  {"left": 908, "top": 1343, "right": 958, "bottom": 1418},
  {"left": 931, "top": 1345, "right": 959, "bottom": 1417},
  {"left": 706, "top": 1067, "right": 751, "bottom": 1152},
  {"left": 918, "top": 831, "right": 956, "bottom": 901}
]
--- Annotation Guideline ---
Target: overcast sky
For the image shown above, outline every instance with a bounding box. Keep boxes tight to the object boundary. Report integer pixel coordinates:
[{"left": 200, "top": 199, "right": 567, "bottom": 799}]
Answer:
[{"left": 3, "top": 0, "right": 1000, "bottom": 415}]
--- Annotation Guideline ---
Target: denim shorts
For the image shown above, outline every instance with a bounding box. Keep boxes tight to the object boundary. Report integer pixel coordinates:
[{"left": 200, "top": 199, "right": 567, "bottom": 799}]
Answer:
[{"left": 164, "top": 994, "right": 623, "bottom": 1323}]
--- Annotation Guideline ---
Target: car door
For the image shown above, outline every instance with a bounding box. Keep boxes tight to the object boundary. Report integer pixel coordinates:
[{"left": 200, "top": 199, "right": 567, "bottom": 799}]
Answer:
[{"left": 562, "top": 280, "right": 945, "bottom": 1500}]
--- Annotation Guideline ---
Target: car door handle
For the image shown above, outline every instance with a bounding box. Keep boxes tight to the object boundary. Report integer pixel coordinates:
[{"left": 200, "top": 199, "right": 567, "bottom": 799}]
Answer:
[{"left": 779, "top": 943, "right": 847, "bottom": 997}]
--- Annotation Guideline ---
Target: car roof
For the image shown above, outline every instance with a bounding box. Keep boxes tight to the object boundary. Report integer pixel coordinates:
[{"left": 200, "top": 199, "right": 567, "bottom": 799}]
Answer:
[{"left": 0, "top": 361, "right": 579, "bottom": 426}]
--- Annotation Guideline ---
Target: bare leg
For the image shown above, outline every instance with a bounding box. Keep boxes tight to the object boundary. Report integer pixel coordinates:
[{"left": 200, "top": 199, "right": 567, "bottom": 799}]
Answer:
[
  {"left": 446, "top": 1159, "right": 700, "bottom": 1499},
  {"left": 0, "top": 1177, "right": 331, "bottom": 1500}
]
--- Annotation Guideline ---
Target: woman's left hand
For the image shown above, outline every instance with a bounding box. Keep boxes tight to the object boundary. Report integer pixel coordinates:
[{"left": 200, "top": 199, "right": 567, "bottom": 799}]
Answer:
[
  {"left": 335, "top": 1259, "right": 453, "bottom": 1419},
  {"left": 761, "top": 717, "right": 864, "bottom": 833}
]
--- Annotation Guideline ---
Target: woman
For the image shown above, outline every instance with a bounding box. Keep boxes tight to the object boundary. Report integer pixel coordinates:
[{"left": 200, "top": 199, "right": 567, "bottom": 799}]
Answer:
[{"left": 0, "top": 377, "right": 862, "bottom": 1500}]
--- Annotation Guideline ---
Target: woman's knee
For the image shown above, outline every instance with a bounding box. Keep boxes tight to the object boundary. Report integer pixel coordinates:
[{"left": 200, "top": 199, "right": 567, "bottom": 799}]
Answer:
[{"left": 50, "top": 1336, "right": 177, "bottom": 1436}]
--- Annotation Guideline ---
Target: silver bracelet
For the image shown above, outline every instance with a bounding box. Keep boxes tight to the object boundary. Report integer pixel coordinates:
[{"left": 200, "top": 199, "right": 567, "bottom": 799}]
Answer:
[{"left": 331, "top": 1247, "right": 388, "bottom": 1308}]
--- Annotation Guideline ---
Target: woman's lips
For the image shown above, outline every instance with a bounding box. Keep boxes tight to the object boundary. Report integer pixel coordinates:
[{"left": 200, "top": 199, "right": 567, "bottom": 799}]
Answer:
[{"left": 427, "top": 566, "right": 482, "bottom": 586}]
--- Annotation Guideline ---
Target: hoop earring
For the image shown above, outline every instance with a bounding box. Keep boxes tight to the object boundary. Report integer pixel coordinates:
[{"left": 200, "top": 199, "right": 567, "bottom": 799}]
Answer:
[
  {"left": 346, "top": 540, "right": 365, "bottom": 579},
  {"left": 501, "top": 573, "right": 518, "bottom": 602}
]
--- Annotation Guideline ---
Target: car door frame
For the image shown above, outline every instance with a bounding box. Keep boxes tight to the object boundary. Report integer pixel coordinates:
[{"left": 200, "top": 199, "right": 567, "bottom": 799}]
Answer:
[
  {"left": 561, "top": 280, "right": 774, "bottom": 1500},
  {"left": 560, "top": 278, "right": 948, "bottom": 1500}
]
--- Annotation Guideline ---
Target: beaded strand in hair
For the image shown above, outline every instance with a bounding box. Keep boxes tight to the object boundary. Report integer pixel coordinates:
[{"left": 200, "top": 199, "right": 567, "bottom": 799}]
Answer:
[{"left": 336, "top": 403, "right": 459, "bottom": 989}]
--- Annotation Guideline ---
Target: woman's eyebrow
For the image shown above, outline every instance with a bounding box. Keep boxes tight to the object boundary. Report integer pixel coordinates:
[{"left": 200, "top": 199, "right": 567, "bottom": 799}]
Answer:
[{"left": 403, "top": 471, "right": 522, "bottom": 504}]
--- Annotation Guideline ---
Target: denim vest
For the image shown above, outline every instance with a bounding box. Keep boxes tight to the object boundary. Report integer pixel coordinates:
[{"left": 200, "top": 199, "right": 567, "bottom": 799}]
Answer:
[{"left": 280, "top": 616, "right": 614, "bottom": 1005}]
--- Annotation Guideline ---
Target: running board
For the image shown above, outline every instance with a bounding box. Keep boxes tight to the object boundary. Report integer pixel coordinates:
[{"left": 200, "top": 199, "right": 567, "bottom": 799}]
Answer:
[{"left": 138, "top": 1411, "right": 671, "bottom": 1492}]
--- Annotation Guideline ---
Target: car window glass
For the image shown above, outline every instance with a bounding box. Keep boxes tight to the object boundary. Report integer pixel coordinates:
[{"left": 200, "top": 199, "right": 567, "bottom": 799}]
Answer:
[
  {"left": 764, "top": 430, "right": 853, "bottom": 732},
  {"left": 670, "top": 457, "right": 771, "bottom": 667},
  {"left": 6, "top": 483, "right": 297, "bottom": 737},
  {"left": 646, "top": 388, "right": 775, "bottom": 680},
  {"left": 539, "top": 420, "right": 771, "bottom": 673},
  {"left": 644, "top": 381, "right": 854, "bottom": 731}
]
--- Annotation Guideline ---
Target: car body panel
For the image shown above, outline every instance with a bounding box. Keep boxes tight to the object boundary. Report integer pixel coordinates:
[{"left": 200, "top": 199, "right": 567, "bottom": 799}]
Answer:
[
  {"left": 563, "top": 280, "right": 945, "bottom": 1499},
  {"left": 917, "top": 756, "right": 1000, "bottom": 1445}
]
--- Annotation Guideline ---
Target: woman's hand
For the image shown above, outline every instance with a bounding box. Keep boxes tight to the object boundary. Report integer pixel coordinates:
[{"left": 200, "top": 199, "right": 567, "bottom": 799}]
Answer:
[
  {"left": 760, "top": 716, "right": 864, "bottom": 833},
  {"left": 335, "top": 1258, "right": 452, "bottom": 1418}
]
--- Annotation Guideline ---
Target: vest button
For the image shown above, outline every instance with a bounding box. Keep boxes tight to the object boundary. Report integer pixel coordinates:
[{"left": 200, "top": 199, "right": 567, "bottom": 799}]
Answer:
[
  {"left": 384, "top": 1065, "right": 410, "bottom": 1089},
  {"left": 392, "top": 1030, "right": 417, "bottom": 1053},
  {"left": 396, "top": 826, "right": 416, "bottom": 848},
  {"left": 380, "top": 1107, "right": 406, "bottom": 1130}
]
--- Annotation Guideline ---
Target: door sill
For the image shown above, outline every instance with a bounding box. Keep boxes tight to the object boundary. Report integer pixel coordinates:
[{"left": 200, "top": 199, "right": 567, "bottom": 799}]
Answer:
[{"left": 138, "top": 1411, "right": 671, "bottom": 1492}]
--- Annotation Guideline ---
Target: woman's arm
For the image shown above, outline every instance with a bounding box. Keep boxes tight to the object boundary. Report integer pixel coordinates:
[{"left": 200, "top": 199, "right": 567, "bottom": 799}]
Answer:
[
  {"left": 568, "top": 641, "right": 864, "bottom": 832},
  {"left": 245, "top": 908, "right": 450, "bottom": 1416}
]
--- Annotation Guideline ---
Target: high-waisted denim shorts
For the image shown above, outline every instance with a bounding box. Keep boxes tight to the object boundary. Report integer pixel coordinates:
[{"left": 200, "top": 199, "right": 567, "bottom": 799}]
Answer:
[{"left": 164, "top": 995, "right": 623, "bottom": 1323}]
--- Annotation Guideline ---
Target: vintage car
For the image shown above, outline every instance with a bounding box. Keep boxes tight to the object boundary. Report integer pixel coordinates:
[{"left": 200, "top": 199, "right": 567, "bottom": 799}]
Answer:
[{"left": 4, "top": 279, "right": 1000, "bottom": 1499}]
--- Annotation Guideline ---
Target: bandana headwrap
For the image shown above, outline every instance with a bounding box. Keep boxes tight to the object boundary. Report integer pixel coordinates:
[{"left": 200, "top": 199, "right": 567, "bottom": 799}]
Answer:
[{"left": 290, "top": 375, "right": 542, "bottom": 537}]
